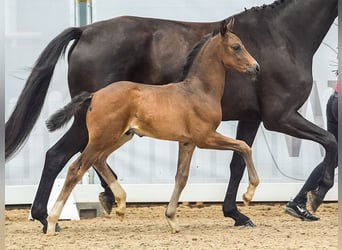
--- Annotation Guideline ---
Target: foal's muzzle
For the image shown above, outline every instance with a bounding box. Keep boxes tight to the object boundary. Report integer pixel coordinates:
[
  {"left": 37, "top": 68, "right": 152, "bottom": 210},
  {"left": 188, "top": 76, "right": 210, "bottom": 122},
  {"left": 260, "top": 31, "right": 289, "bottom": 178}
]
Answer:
[{"left": 246, "top": 63, "right": 260, "bottom": 75}]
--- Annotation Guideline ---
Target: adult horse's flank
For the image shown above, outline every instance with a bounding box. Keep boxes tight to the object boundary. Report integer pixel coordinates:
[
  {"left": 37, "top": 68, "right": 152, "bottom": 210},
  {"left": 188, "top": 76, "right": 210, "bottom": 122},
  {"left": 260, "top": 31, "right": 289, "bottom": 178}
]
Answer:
[
  {"left": 45, "top": 20, "right": 260, "bottom": 235},
  {"left": 5, "top": 0, "right": 337, "bottom": 231}
]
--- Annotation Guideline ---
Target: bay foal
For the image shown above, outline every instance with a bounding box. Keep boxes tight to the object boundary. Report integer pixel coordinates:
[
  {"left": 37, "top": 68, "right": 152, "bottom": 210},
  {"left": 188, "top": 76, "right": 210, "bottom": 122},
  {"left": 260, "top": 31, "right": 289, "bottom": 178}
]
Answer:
[{"left": 45, "top": 19, "right": 260, "bottom": 235}]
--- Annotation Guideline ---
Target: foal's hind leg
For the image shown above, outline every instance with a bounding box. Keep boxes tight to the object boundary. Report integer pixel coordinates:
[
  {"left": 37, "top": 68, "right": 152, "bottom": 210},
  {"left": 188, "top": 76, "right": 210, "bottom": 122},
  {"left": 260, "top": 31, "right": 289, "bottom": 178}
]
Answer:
[
  {"left": 95, "top": 166, "right": 117, "bottom": 215},
  {"left": 92, "top": 132, "right": 135, "bottom": 218},
  {"left": 165, "top": 142, "right": 195, "bottom": 234},
  {"left": 93, "top": 160, "right": 126, "bottom": 218},
  {"left": 198, "top": 131, "right": 260, "bottom": 205},
  {"left": 46, "top": 154, "right": 93, "bottom": 235}
]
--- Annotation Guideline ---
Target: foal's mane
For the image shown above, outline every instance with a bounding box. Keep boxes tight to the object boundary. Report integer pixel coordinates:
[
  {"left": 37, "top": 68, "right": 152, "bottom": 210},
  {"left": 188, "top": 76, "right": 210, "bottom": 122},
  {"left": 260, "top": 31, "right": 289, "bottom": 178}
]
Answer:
[
  {"left": 244, "top": 0, "right": 285, "bottom": 12},
  {"left": 179, "top": 29, "right": 220, "bottom": 81},
  {"left": 179, "top": 0, "right": 286, "bottom": 80}
]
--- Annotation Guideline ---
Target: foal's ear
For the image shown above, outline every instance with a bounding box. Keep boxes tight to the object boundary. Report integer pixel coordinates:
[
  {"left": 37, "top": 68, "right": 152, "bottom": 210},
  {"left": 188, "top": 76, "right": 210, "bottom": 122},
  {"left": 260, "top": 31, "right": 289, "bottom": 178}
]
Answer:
[
  {"left": 220, "top": 19, "right": 228, "bottom": 36},
  {"left": 220, "top": 18, "right": 234, "bottom": 36},
  {"left": 226, "top": 18, "right": 235, "bottom": 32}
]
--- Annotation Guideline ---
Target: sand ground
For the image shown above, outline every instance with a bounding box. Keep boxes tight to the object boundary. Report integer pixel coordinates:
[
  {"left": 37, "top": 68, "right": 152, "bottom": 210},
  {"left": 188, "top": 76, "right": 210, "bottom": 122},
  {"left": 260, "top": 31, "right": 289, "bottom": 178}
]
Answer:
[{"left": 5, "top": 202, "right": 338, "bottom": 250}]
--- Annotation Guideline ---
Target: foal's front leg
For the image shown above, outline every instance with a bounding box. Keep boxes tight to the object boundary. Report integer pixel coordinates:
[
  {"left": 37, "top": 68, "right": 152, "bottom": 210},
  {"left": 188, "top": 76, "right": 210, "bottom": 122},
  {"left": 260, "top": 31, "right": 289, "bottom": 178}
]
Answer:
[
  {"left": 165, "top": 142, "right": 196, "bottom": 234},
  {"left": 198, "top": 131, "right": 260, "bottom": 205}
]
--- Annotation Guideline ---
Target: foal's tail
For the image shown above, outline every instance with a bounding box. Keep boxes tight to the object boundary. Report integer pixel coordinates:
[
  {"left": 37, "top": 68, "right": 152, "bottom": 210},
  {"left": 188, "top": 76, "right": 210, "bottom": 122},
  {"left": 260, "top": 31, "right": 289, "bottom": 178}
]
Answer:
[
  {"left": 46, "top": 92, "right": 92, "bottom": 132},
  {"left": 6, "top": 27, "right": 84, "bottom": 160}
]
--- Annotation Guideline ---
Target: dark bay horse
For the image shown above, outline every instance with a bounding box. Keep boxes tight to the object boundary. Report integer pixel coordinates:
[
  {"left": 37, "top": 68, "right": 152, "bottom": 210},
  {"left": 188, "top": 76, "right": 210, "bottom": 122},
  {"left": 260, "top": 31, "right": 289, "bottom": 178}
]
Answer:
[
  {"left": 5, "top": 0, "right": 337, "bottom": 231},
  {"left": 44, "top": 21, "right": 260, "bottom": 235}
]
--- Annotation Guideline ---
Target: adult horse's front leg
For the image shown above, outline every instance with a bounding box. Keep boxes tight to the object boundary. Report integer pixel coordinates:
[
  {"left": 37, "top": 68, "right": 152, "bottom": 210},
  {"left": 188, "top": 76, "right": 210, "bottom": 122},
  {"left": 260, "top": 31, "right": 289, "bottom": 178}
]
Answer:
[
  {"left": 222, "top": 120, "right": 261, "bottom": 227},
  {"left": 165, "top": 142, "right": 195, "bottom": 234}
]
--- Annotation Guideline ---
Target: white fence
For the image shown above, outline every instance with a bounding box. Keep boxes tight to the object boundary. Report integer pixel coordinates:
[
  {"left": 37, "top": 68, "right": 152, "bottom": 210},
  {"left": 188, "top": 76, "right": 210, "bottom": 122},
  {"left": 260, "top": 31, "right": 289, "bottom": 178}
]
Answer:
[{"left": 5, "top": 0, "right": 338, "bottom": 204}]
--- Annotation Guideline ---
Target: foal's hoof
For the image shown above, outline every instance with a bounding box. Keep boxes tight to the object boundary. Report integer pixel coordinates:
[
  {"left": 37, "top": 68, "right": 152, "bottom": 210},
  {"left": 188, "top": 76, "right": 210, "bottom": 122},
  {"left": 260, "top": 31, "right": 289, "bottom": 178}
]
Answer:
[
  {"left": 43, "top": 223, "right": 61, "bottom": 234},
  {"left": 99, "top": 192, "right": 115, "bottom": 215},
  {"left": 165, "top": 216, "right": 180, "bottom": 234},
  {"left": 307, "top": 191, "right": 323, "bottom": 212},
  {"left": 234, "top": 219, "right": 256, "bottom": 227}
]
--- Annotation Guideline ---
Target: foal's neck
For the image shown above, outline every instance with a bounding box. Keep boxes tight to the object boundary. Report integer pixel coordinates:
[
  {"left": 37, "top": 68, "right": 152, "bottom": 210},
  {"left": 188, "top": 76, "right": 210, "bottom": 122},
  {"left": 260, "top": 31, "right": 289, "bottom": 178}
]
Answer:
[{"left": 184, "top": 36, "right": 226, "bottom": 100}]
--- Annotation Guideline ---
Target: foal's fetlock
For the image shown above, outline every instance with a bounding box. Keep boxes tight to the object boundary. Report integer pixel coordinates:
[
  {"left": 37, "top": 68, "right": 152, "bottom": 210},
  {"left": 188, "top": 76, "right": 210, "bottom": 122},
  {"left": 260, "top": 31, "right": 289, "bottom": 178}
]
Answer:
[
  {"left": 45, "top": 223, "right": 60, "bottom": 236},
  {"left": 243, "top": 183, "right": 257, "bottom": 205},
  {"left": 242, "top": 193, "right": 251, "bottom": 206},
  {"left": 116, "top": 209, "right": 125, "bottom": 219},
  {"left": 115, "top": 203, "right": 126, "bottom": 220}
]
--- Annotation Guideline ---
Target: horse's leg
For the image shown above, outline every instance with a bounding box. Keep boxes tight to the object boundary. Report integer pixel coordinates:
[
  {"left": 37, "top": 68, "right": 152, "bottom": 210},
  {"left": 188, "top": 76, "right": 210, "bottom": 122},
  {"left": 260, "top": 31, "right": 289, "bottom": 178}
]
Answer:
[
  {"left": 222, "top": 120, "right": 260, "bottom": 227},
  {"left": 95, "top": 165, "right": 117, "bottom": 215},
  {"left": 30, "top": 121, "right": 87, "bottom": 233},
  {"left": 47, "top": 127, "right": 133, "bottom": 235},
  {"left": 46, "top": 153, "right": 93, "bottom": 235},
  {"left": 93, "top": 160, "right": 127, "bottom": 218},
  {"left": 264, "top": 112, "right": 337, "bottom": 211},
  {"left": 198, "top": 132, "right": 260, "bottom": 204},
  {"left": 165, "top": 142, "right": 196, "bottom": 234},
  {"left": 91, "top": 132, "right": 135, "bottom": 218},
  {"left": 31, "top": 117, "right": 117, "bottom": 232}
]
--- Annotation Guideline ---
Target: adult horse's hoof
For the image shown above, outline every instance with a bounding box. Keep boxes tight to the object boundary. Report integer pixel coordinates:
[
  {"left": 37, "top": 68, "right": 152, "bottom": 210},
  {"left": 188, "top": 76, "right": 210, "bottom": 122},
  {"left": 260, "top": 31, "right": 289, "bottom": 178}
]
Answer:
[
  {"left": 307, "top": 190, "right": 323, "bottom": 212},
  {"left": 223, "top": 208, "right": 254, "bottom": 227},
  {"left": 234, "top": 219, "right": 256, "bottom": 227},
  {"left": 99, "top": 192, "right": 115, "bottom": 215}
]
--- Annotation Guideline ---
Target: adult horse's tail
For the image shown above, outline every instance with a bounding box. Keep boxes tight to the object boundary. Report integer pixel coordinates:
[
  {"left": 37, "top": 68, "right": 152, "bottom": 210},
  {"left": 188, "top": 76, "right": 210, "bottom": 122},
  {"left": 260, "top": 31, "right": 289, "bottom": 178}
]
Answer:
[
  {"left": 46, "top": 92, "right": 92, "bottom": 132},
  {"left": 5, "top": 27, "right": 83, "bottom": 160}
]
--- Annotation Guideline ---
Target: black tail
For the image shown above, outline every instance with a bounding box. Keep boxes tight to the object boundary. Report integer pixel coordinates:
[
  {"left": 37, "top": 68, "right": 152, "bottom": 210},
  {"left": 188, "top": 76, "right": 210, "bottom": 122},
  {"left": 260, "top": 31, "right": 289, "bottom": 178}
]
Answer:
[
  {"left": 46, "top": 92, "right": 92, "bottom": 132},
  {"left": 5, "top": 27, "right": 83, "bottom": 160}
]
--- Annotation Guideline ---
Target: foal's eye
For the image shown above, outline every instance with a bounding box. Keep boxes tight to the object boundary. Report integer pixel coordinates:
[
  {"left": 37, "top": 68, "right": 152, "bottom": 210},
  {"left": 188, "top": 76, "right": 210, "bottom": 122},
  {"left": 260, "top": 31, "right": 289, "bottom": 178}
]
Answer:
[{"left": 231, "top": 44, "right": 241, "bottom": 51}]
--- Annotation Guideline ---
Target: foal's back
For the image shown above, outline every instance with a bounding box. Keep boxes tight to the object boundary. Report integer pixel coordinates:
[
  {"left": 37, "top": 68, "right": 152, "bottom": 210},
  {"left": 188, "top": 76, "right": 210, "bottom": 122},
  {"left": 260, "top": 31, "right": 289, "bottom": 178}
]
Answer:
[{"left": 87, "top": 79, "right": 221, "bottom": 144}]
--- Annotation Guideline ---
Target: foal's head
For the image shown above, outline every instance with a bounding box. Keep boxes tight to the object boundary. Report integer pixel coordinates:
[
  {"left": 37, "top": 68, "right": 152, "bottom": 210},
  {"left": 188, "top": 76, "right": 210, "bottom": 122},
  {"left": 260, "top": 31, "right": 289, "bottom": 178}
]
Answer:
[{"left": 219, "top": 19, "right": 260, "bottom": 75}]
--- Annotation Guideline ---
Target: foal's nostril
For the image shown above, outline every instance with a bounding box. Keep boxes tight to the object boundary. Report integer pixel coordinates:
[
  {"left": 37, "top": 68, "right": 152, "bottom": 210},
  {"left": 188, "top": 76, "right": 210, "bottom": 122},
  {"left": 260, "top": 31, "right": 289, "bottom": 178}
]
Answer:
[
  {"left": 247, "top": 63, "right": 260, "bottom": 75},
  {"left": 255, "top": 63, "right": 260, "bottom": 73}
]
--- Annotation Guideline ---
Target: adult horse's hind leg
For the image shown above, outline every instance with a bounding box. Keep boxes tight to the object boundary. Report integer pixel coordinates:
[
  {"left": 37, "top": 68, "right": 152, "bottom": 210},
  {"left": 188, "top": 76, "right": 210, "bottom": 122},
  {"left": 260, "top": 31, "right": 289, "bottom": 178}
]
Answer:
[
  {"left": 222, "top": 120, "right": 260, "bottom": 227},
  {"left": 263, "top": 111, "right": 338, "bottom": 211},
  {"left": 31, "top": 119, "right": 88, "bottom": 233},
  {"left": 165, "top": 142, "right": 196, "bottom": 234}
]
